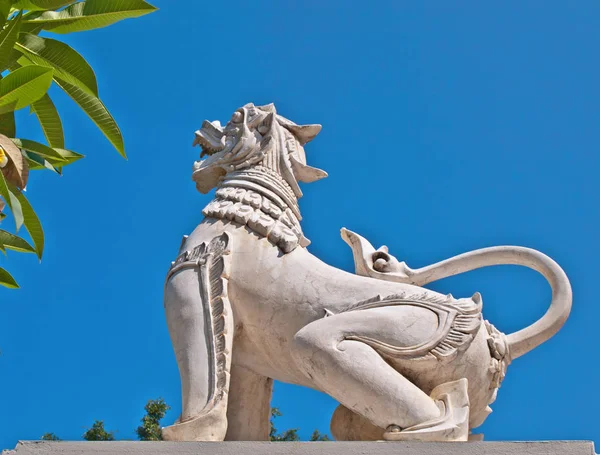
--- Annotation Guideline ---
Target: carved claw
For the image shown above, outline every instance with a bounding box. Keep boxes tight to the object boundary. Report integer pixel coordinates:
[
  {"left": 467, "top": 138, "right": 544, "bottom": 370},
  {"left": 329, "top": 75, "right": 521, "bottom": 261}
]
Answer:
[{"left": 383, "top": 378, "right": 470, "bottom": 442}]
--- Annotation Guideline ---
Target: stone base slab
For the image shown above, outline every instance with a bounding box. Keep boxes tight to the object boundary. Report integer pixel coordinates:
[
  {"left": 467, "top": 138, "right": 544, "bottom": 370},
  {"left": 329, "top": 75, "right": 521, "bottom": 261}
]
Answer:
[{"left": 3, "top": 441, "right": 597, "bottom": 455}]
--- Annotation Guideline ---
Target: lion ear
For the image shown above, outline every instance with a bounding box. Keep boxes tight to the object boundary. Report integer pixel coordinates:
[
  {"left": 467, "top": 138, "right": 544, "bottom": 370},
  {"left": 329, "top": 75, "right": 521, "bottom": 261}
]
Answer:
[
  {"left": 289, "top": 155, "right": 328, "bottom": 183},
  {"left": 258, "top": 103, "right": 276, "bottom": 113},
  {"left": 283, "top": 124, "right": 321, "bottom": 145}
]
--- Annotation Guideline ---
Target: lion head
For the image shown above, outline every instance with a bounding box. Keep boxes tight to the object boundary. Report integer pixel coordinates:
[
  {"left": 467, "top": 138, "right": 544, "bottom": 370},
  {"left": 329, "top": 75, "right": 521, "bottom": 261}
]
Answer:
[{"left": 192, "top": 103, "right": 327, "bottom": 195}]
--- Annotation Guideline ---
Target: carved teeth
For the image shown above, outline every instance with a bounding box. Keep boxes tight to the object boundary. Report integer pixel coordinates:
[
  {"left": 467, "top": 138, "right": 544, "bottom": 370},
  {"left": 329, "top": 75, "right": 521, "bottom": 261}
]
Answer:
[{"left": 194, "top": 120, "right": 226, "bottom": 156}]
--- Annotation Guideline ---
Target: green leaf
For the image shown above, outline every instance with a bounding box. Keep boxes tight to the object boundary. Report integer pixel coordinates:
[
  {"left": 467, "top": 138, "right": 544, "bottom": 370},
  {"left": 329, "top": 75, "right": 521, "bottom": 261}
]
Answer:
[
  {"left": 30, "top": 93, "right": 63, "bottom": 148},
  {"left": 11, "top": 137, "right": 66, "bottom": 161},
  {"left": 10, "top": 184, "right": 43, "bottom": 258},
  {"left": 24, "top": 156, "right": 43, "bottom": 169},
  {"left": 0, "top": 228, "right": 35, "bottom": 253},
  {"left": 0, "top": 65, "right": 53, "bottom": 111},
  {"left": 0, "top": 110, "right": 15, "bottom": 137},
  {"left": 0, "top": 13, "right": 21, "bottom": 71},
  {"left": 1, "top": 48, "right": 24, "bottom": 73},
  {"left": 0, "top": 169, "right": 23, "bottom": 230},
  {"left": 20, "top": 22, "right": 44, "bottom": 35},
  {"left": 52, "top": 146, "right": 82, "bottom": 165},
  {"left": 24, "top": 152, "right": 47, "bottom": 170},
  {"left": 0, "top": 100, "right": 16, "bottom": 115},
  {"left": 19, "top": 10, "right": 46, "bottom": 34},
  {"left": 55, "top": 77, "right": 125, "bottom": 157},
  {"left": 16, "top": 33, "right": 98, "bottom": 96},
  {"left": 24, "top": 0, "right": 157, "bottom": 34},
  {"left": 23, "top": 150, "right": 60, "bottom": 173},
  {"left": 0, "top": 266, "right": 18, "bottom": 288},
  {"left": 24, "top": 147, "right": 81, "bottom": 171},
  {"left": 0, "top": 0, "right": 12, "bottom": 28},
  {"left": 12, "top": 0, "right": 76, "bottom": 11}
]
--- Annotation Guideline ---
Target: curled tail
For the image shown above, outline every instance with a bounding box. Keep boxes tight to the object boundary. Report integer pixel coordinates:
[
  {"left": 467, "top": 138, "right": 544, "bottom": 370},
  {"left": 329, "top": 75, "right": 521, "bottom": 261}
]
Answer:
[{"left": 341, "top": 228, "right": 572, "bottom": 360}]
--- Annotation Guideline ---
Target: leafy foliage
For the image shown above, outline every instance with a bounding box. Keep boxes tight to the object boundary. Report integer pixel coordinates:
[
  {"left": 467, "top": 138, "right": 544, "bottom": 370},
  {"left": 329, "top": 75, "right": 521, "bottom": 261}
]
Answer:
[
  {"left": 41, "top": 402, "right": 331, "bottom": 442},
  {"left": 270, "top": 407, "right": 330, "bottom": 442},
  {"left": 0, "top": 0, "right": 157, "bottom": 289},
  {"left": 82, "top": 420, "right": 115, "bottom": 441},
  {"left": 309, "top": 430, "right": 330, "bottom": 441},
  {"left": 40, "top": 432, "right": 60, "bottom": 441},
  {"left": 135, "top": 398, "right": 170, "bottom": 441}
]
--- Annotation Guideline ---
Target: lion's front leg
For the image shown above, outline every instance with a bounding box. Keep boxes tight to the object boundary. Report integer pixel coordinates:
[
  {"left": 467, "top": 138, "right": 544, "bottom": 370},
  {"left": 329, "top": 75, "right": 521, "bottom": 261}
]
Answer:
[{"left": 162, "top": 234, "right": 234, "bottom": 441}]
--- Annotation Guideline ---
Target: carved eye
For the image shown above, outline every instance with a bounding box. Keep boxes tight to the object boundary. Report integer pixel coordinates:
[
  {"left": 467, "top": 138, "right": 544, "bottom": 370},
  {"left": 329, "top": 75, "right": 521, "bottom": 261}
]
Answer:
[{"left": 231, "top": 111, "right": 243, "bottom": 123}]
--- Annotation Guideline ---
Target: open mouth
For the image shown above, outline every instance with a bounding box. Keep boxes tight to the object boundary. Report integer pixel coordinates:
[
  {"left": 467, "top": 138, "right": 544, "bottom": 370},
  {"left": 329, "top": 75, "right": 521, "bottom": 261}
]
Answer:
[{"left": 193, "top": 120, "right": 226, "bottom": 157}]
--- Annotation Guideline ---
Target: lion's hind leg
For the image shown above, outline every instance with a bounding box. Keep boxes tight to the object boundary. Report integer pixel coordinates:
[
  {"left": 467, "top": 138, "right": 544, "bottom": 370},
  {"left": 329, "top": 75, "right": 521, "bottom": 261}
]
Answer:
[
  {"left": 225, "top": 364, "right": 273, "bottom": 440},
  {"left": 384, "top": 378, "right": 469, "bottom": 442},
  {"left": 331, "top": 378, "right": 469, "bottom": 442},
  {"left": 291, "top": 307, "right": 441, "bottom": 433},
  {"left": 291, "top": 306, "right": 470, "bottom": 442},
  {"left": 330, "top": 404, "right": 383, "bottom": 441}
]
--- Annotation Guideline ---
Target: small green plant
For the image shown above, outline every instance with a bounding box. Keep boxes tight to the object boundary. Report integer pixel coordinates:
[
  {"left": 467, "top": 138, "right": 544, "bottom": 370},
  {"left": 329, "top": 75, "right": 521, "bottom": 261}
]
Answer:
[
  {"left": 309, "top": 430, "right": 330, "bottom": 441},
  {"left": 40, "top": 432, "right": 60, "bottom": 441},
  {"left": 42, "top": 401, "right": 330, "bottom": 442},
  {"left": 270, "top": 407, "right": 330, "bottom": 441},
  {"left": 270, "top": 407, "right": 299, "bottom": 441},
  {"left": 136, "top": 398, "right": 171, "bottom": 441},
  {"left": 82, "top": 420, "right": 115, "bottom": 441}
]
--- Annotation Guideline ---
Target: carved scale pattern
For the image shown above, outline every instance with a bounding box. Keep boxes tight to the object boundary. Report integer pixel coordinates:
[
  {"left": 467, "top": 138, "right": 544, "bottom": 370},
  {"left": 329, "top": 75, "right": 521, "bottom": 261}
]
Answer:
[
  {"left": 203, "top": 166, "right": 309, "bottom": 253},
  {"left": 341, "top": 291, "right": 482, "bottom": 361},
  {"left": 484, "top": 319, "right": 511, "bottom": 404}
]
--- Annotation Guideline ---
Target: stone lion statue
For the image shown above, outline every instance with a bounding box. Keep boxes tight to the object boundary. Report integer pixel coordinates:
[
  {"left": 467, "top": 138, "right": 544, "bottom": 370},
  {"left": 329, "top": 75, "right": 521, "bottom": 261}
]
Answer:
[{"left": 161, "top": 103, "right": 571, "bottom": 442}]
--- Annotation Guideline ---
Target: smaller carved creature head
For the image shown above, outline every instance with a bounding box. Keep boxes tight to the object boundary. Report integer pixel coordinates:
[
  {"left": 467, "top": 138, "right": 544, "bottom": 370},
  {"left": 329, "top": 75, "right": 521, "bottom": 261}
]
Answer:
[{"left": 192, "top": 103, "right": 327, "bottom": 195}]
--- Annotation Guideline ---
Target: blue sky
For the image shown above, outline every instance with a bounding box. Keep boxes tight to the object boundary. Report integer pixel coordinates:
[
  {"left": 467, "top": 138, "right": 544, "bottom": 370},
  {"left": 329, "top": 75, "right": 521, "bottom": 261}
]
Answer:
[{"left": 1, "top": 0, "right": 599, "bottom": 449}]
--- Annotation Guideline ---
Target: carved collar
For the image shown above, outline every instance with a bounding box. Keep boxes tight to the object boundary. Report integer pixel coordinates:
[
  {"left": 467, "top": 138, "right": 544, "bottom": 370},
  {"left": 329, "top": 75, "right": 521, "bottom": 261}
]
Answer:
[{"left": 202, "top": 166, "right": 310, "bottom": 253}]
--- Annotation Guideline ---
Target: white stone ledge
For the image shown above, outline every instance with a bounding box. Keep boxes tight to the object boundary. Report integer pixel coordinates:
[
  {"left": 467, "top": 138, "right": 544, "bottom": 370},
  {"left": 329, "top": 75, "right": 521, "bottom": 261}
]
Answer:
[{"left": 3, "top": 441, "right": 597, "bottom": 455}]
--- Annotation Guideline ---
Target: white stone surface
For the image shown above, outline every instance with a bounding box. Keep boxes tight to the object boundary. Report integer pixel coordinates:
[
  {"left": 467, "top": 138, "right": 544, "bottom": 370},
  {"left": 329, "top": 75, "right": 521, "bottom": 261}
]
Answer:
[
  {"left": 162, "top": 103, "right": 573, "bottom": 442},
  {"left": 4, "top": 441, "right": 597, "bottom": 455}
]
